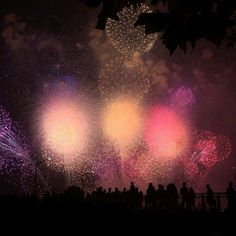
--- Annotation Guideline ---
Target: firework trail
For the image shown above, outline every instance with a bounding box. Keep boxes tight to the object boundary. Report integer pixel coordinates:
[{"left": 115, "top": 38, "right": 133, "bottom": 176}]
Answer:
[
  {"left": 0, "top": 106, "right": 46, "bottom": 194},
  {"left": 0, "top": 126, "right": 28, "bottom": 158}
]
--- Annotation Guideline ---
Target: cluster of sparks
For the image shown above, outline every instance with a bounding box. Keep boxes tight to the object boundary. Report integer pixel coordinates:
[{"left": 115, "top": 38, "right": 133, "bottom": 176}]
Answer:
[
  {"left": 0, "top": 106, "right": 36, "bottom": 194},
  {"left": 179, "top": 129, "right": 232, "bottom": 186},
  {"left": 98, "top": 56, "right": 151, "bottom": 101},
  {"left": 171, "top": 86, "right": 196, "bottom": 112},
  {"left": 38, "top": 90, "right": 92, "bottom": 173},
  {"left": 105, "top": 4, "right": 158, "bottom": 57}
]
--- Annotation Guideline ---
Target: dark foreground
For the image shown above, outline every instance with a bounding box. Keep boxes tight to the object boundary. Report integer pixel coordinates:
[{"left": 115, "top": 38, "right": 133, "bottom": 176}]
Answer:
[{"left": 0, "top": 195, "right": 236, "bottom": 236}]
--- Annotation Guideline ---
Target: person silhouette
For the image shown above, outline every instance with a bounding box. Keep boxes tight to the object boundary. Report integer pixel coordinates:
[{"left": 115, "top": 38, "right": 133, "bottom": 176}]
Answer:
[
  {"left": 167, "top": 183, "right": 179, "bottom": 208},
  {"left": 180, "top": 182, "right": 188, "bottom": 208},
  {"left": 130, "top": 182, "right": 135, "bottom": 193},
  {"left": 206, "top": 184, "right": 215, "bottom": 210},
  {"left": 157, "top": 184, "right": 165, "bottom": 208},
  {"left": 145, "top": 183, "right": 156, "bottom": 208},
  {"left": 138, "top": 190, "right": 144, "bottom": 208},
  {"left": 188, "top": 187, "right": 196, "bottom": 209},
  {"left": 128, "top": 182, "right": 136, "bottom": 208},
  {"left": 226, "top": 182, "right": 236, "bottom": 210}
]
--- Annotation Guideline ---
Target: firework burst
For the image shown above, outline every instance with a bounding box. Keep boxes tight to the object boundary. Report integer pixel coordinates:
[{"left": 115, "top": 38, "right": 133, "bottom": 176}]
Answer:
[
  {"left": 0, "top": 106, "right": 37, "bottom": 194},
  {"left": 171, "top": 86, "right": 196, "bottom": 111},
  {"left": 34, "top": 76, "right": 96, "bottom": 188},
  {"left": 145, "top": 105, "right": 190, "bottom": 161},
  {"left": 180, "top": 129, "right": 232, "bottom": 187},
  {"left": 105, "top": 4, "right": 158, "bottom": 57},
  {"left": 101, "top": 95, "right": 143, "bottom": 156}
]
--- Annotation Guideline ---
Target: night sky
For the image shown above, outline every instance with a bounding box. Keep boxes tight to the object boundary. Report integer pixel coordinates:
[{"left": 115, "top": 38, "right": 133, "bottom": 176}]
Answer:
[{"left": 0, "top": 0, "right": 236, "bottom": 193}]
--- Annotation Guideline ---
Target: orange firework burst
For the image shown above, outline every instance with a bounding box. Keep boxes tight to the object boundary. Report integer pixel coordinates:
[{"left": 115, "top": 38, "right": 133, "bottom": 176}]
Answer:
[
  {"left": 101, "top": 96, "right": 143, "bottom": 155},
  {"left": 42, "top": 99, "right": 89, "bottom": 155}
]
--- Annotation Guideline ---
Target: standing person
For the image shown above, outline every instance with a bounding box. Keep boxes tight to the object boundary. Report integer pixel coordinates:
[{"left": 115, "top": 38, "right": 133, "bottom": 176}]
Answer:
[
  {"left": 188, "top": 187, "right": 196, "bottom": 209},
  {"left": 226, "top": 182, "right": 236, "bottom": 210},
  {"left": 206, "top": 184, "right": 215, "bottom": 210},
  {"left": 145, "top": 183, "right": 156, "bottom": 208},
  {"left": 180, "top": 182, "right": 188, "bottom": 208},
  {"left": 167, "top": 183, "right": 179, "bottom": 208},
  {"left": 156, "top": 184, "right": 165, "bottom": 209}
]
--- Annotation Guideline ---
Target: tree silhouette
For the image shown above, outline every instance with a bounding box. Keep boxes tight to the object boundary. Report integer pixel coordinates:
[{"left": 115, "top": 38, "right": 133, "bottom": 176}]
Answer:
[{"left": 81, "top": 0, "right": 236, "bottom": 54}]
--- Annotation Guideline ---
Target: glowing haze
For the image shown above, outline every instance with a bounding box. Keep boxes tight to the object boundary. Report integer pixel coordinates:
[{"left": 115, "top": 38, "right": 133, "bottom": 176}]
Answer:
[
  {"left": 101, "top": 96, "right": 143, "bottom": 153},
  {"left": 41, "top": 97, "right": 90, "bottom": 157},
  {"left": 145, "top": 105, "right": 190, "bottom": 160}
]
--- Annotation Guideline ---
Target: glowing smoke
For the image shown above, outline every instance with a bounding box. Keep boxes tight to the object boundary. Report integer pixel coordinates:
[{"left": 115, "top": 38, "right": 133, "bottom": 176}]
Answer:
[
  {"left": 101, "top": 96, "right": 143, "bottom": 155},
  {"left": 145, "top": 105, "right": 190, "bottom": 160}
]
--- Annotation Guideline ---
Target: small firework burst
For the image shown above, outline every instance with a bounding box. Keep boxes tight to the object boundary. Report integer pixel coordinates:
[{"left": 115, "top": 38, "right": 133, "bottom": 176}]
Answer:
[
  {"left": 105, "top": 4, "right": 158, "bottom": 56},
  {"left": 180, "top": 129, "right": 232, "bottom": 187},
  {"left": 171, "top": 86, "right": 196, "bottom": 111}
]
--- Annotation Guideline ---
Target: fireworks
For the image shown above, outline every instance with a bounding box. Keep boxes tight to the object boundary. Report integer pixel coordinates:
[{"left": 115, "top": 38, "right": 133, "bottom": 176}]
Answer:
[
  {"left": 0, "top": 108, "right": 28, "bottom": 159},
  {"left": 39, "top": 96, "right": 91, "bottom": 170},
  {"left": 98, "top": 56, "right": 151, "bottom": 101},
  {"left": 42, "top": 99, "right": 88, "bottom": 155},
  {"left": 180, "top": 129, "right": 232, "bottom": 187},
  {"left": 92, "top": 139, "right": 122, "bottom": 189},
  {"left": 105, "top": 4, "right": 158, "bottom": 57},
  {"left": 101, "top": 96, "right": 143, "bottom": 155},
  {"left": 171, "top": 86, "right": 195, "bottom": 111},
  {"left": 0, "top": 106, "right": 36, "bottom": 194},
  {"left": 145, "top": 105, "right": 190, "bottom": 161},
  {"left": 191, "top": 130, "right": 232, "bottom": 167}
]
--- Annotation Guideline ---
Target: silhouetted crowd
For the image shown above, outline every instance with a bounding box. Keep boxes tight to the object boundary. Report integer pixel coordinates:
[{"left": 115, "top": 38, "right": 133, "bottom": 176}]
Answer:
[
  {"left": 1, "top": 181, "right": 236, "bottom": 235},
  {"left": 40, "top": 181, "right": 236, "bottom": 211}
]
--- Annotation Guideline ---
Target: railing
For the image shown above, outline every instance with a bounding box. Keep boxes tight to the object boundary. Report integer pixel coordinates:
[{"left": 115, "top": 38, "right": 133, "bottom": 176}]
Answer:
[
  {"left": 144, "top": 192, "right": 229, "bottom": 211},
  {"left": 194, "top": 192, "right": 228, "bottom": 211}
]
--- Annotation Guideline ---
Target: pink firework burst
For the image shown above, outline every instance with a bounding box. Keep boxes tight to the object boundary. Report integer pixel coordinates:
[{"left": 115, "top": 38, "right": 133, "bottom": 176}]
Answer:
[
  {"left": 180, "top": 129, "right": 232, "bottom": 187},
  {"left": 191, "top": 130, "right": 232, "bottom": 168},
  {"left": 144, "top": 105, "right": 190, "bottom": 161},
  {"left": 171, "top": 86, "right": 195, "bottom": 111}
]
